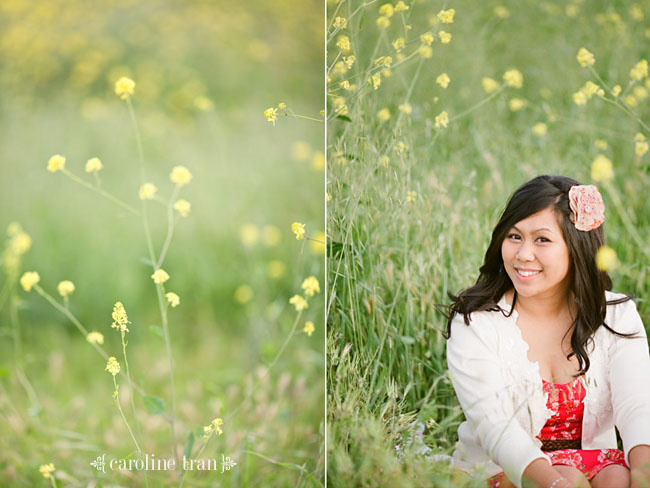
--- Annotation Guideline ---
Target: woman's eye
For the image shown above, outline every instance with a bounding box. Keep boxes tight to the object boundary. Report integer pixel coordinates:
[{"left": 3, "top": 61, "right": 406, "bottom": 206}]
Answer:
[
  {"left": 537, "top": 237, "right": 550, "bottom": 243},
  {"left": 507, "top": 234, "right": 520, "bottom": 240}
]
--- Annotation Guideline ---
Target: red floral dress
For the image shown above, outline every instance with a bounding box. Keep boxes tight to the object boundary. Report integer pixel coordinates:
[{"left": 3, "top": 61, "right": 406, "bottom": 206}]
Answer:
[{"left": 487, "top": 375, "right": 628, "bottom": 487}]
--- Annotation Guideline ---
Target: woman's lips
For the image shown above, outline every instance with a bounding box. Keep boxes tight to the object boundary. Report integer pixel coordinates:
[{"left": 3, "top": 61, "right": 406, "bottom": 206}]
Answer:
[{"left": 515, "top": 267, "right": 541, "bottom": 280}]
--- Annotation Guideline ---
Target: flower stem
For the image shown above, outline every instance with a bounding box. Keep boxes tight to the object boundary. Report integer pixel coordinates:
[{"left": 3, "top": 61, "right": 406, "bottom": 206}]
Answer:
[
  {"left": 61, "top": 169, "right": 139, "bottom": 215},
  {"left": 156, "top": 186, "right": 180, "bottom": 269},
  {"left": 125, "top": 95, "right": 178, "bottom": 461},
  {"left": 113, "top": 376, "right": 141, "bottom": 453},
  {"left": 32, "top": 284, "right": 173, "bottom": 422},
  {"left": 120, "top": 332, "right": 149, "bottom": 487},
  {"left": 155, "top": 282, "right": 178, "bottom": 465}
]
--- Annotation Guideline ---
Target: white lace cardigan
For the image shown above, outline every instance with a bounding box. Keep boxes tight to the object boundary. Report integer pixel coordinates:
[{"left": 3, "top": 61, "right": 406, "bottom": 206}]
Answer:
[{"left": 446, "top": 291, "right": 650, "bottom": 488}]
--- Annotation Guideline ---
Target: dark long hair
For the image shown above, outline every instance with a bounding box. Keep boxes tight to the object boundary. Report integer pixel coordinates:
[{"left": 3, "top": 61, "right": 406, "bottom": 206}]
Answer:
[{"left": 442, "top": 175, "right": 636, "bottom": 376}]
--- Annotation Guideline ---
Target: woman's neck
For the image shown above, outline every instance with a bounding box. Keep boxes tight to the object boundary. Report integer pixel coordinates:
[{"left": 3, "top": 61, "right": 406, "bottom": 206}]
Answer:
[{"left": 505, "top": 289, "right": 575, "bottom": 322}]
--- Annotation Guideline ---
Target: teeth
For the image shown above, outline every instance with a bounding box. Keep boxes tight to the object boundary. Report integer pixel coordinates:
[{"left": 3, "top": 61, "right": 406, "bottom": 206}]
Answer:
[{"left": 517, "top": 270, "right": 540, "bottom": 277}]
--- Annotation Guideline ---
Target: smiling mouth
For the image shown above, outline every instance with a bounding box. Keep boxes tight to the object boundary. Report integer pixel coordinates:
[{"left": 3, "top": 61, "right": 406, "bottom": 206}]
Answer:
[{"left": 515, "top": 268, "right": 541, "bottom": 278}]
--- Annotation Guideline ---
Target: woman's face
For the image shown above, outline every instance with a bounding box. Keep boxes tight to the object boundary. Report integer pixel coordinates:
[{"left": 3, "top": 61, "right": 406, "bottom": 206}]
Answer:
[{"left": 501, "top": 207, "right": 571, "bottom": 301}]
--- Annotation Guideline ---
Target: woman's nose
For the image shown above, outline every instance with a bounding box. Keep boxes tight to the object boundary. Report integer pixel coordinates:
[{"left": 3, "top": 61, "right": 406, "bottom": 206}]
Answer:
[{"left": 516, "top": 242, "right": 535, "bottom": 261}]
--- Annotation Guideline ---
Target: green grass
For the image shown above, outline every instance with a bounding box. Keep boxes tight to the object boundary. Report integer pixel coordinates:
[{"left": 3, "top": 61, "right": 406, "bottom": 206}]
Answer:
[{"left": 327, "top": 0, "right": 650, "bottom": 486}]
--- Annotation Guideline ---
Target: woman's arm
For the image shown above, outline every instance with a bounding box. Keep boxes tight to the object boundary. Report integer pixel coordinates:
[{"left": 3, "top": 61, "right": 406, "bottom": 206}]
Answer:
[
  {"left": 521, "top": 459, "right": 574, "bottom": 488},
  {"left": 447, "top": 313, "right": 557, "bottom": 488},
  {"left": 608, "top": 300, "right": 650, "bottom": 469}
]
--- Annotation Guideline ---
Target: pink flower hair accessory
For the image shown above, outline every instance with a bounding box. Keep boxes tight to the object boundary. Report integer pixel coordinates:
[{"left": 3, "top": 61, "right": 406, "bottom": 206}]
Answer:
[{"left": 568, "top": 185, "right": 605, "bottom": 231}]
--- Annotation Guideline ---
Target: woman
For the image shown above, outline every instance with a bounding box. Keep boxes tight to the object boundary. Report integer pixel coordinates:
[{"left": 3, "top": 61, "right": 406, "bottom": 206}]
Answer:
[{"left": 444, "top": 175, "right": 650, "bottom": 488}]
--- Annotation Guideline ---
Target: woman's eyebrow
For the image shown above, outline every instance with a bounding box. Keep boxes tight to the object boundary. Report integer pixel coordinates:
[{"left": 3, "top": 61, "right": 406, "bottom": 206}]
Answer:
[{"left": 511, "top": 225, "right": 555, "bottom": 234}]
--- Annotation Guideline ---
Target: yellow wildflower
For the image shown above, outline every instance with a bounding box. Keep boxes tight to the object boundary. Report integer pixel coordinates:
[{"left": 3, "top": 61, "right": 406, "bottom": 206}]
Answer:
[
  {"left": 173, "top": 199, "right": 191, "bottom": 217},
  {"left": 573, "top": 91, "right": 588, "bottom": 105},
  {"left": 406, "top": 190, "right": 417, "bottom": 203},
  {"left": 86, "top": 331, "right": 104, "bottom": 344},
  {"left": 437, "top": 9, "right": 455, "bottom": 23},
  {"left": 377, "top": 108, "right": 391, "bottom": 122},
  {"left": 503, "top": 69, "right": 523, "bottom": 88},
  {"left": 378, "top": 155, "right": 390, "bottom": 167},
  {"left": 379, "top": 3, "right": 394, "bottom": 17},
  {"left": 508, "top": 98, "right": 527, "bottom": 111},
  {"left": 234, "top": 285, "right": 253, "bottom": 304},
  {"left": 435, "top": 111, "right": 449, "bottom": 129},
  {"left": 291, "top": 222, "right": 306, "bottom": 240},
  {"left": 333, "top": 97, "right": 348, "bottom": 115},
  {"left": 303, "top": 321, "right": 315, "bottom": 336},
  {"left": 630, "top": 59, "right": 648, "bottom": 81},
  {"left": 376, "top": 16, "right": 391, "bottom": 28},
  {"left": 398, "top": 103, "right": 412, "bottom": 115},
  {"left": 10, "top": 231, "right": 31, "bottom": 255},
  {"left": 194, "top": 96, "right": 214, "bottom": 111},
  {"left": 596, "top": 246, "right": 618, "bottom": 271},
  {"left": 114, "top": 76, "right": 135, "bottom": 99},
  {"left": 438, "top": 31, "right": 452, "bottom": 44},
  {"left": 343, "top": 55, "right": 355, "bottom": 69},
  {"left": 392, "top": 38, "right": 405, "bottom": 52},
  {"left": 595, "top": 139, "right": 608, "bottom": 150},
  {"left": 212, "top": 418, "right": 224, "bottom": 435},
  {"left": 420, "top": 32, "right": 434, "bottom": 45},
  {"left": 289, "top": 294, "right": 309, "bottom": 311},
  {"left": 576, "top": 48, "right": 595, "bottom": 68},
  {"left": 532, "top": 123, "right": 547, "bottom": 136},
  {"left": 333, "top": 16, "right": 347, "bottom": 29},
  {"left": 264, "top": 107, "right": 278, "bottom": 125},
  {"left": 591, "top": 155, "right": 614, "bottom": 182},
  {"left": 337, "top": 35, "right": 351, "bottom": 52},
  {"left": 139, "top": 183, "right": 157, "bottom": 200},
  {"left": 436, "top": 73, "right": 450, "bottom": 88},
  {"left": 394, "top": 141, "right": 407, "bottom": 153},
  {"left": 630, "top": 5, "right": 644, "bottom": 21},
  {"left": 482, "top": 77, "right": 500, "bottom": 93},
  {"left": 57, "top": 280, "right": 75, "bottom": 297},
  {"left": 611, "top": 85, "right": 622, "bottom": 97},
  {"left": 267, "top": 260, "right": 286, "bottom": 278},
  {"left": 240, "top": 224, "right": 259, "bottom": 246},
  {"left": 85, "top": 157, "right": 103, "bottom": 173},
  {"left": 111, "top": 301, "right": 130, "bottom": 333},
  {"left": 368, "top": 73, "right": 381, "bottom": 90},
  {"left": 263, "top": 225, "right": 281, "bottom": 246},
  {"left": 106, "top": 357, "right": 121, "bottom": 376},
  {"left": 301, "top": 276, "right": 321, "bottom": 297},
  {"left": 418, "top": 45, "right": 433, "bottom": 59},
  {"left": 635, "top": 133, "right": 649, "bottom": 156},
  {"left": 277, "top": 102, "right": 286, "bottom": 110},
  {"left": 47, "top": 154, "right": 66, "bottom": 173},
  {"left": 39, "top": 464, "right": 56, "bottom": 479},
  {"left": 151, "top": 269, "right": 170, "bottom": 284},
  {"left": 394, "top": 1, "right": 408, "bottom": 12},
  {"left": 633, "top": 86, "right": 649, "bottom": 100},
  {"left": 20, "top": 271, "right": 39, "bottom": 292},
  {"left": 165, "top": 292, "right": 180, "bottom": 307},
  {"left": 291, "top": 141, "right": 311, "bottom": 161},
  {"left": 170, "top": 166, "right": 192, "bottom": 186},
  {"left": 624, "top": 95, "right": 638, "bottom": 107},
  {"left": 375, "top": 56, "right": 393, "bottom": 67},
  {"left": 310, "top": 231, "right": 326, "bottom": 255},
  {"left": 494, "top": 6, "right": 510, "bottom": 18}
]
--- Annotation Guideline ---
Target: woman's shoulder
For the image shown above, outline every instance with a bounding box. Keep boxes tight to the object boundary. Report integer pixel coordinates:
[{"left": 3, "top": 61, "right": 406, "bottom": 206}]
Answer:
[{"left": 604, "top": 290, "right": 644, "bottom": 334}]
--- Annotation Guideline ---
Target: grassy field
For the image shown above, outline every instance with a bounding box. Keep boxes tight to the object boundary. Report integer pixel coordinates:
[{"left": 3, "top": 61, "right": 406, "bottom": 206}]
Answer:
[
  {"left": 0, "top": 0, "right": 324, "bottom": 486},
  {"left": 326, "top": 0, "right": 650, "bottom": 486}
]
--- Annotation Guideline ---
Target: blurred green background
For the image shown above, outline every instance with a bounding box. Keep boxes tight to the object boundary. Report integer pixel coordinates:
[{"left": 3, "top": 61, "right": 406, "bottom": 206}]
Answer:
[
  {"left": 0, "top": 0, "right": 324, "bottom": 486},
  {"left": 327, "top": 0, "right": 650, "bottom": 486}
]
